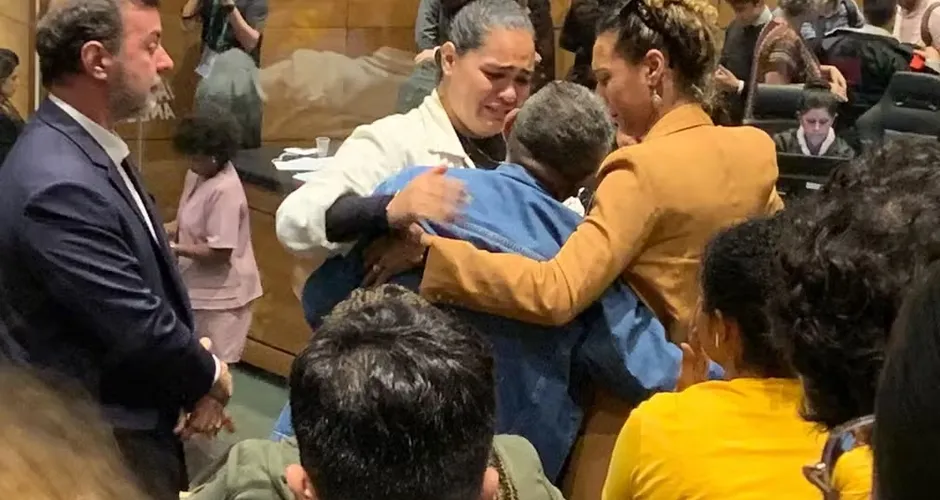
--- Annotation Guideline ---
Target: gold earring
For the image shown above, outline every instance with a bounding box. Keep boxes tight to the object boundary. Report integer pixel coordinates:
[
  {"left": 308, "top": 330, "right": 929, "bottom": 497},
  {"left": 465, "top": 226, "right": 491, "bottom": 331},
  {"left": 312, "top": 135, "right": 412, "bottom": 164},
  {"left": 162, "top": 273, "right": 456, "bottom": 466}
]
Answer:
[
  {"left": 714, "top": 334, "right": 720, "bottom": 350},
  {"left": 652, "top": 89, "right": 663, "bottom": 108}
]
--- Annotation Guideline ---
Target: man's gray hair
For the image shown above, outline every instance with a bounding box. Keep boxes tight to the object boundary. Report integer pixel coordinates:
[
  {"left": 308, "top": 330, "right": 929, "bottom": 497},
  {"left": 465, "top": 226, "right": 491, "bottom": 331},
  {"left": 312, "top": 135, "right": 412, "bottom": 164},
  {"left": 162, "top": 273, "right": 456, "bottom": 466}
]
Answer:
[
  {"left": 36, "top": 0, "right": 159, "bottom": 86},
  {"left": 449, "top": 0, "right": 534, "bottom": 54},
  {"left": 508, "top": 81, "right": 615, "bottom": 184}
]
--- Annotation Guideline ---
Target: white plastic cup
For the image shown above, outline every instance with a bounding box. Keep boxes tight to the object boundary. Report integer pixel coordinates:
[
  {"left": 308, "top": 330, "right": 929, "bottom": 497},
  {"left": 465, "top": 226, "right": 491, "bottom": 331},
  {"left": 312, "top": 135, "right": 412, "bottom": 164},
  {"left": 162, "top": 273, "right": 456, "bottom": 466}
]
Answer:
[{"left": 316, "top": 137, "right": 331, "bottom": 157}]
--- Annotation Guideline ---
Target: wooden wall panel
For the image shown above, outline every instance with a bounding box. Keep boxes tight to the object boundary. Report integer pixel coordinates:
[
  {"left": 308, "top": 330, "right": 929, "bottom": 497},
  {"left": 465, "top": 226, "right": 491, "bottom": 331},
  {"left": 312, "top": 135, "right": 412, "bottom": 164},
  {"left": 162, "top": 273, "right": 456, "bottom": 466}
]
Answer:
[{"left": 0, "top": 0, "right": 33, "bottom": 116}]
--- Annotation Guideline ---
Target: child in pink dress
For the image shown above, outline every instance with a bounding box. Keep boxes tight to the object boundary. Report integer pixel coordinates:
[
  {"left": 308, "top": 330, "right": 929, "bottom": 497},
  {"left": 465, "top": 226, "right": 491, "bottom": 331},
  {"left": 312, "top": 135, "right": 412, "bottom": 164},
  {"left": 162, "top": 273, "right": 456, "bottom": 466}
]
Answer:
[{"left": 166, "top": 109, "right": 262, "bottom": 363}]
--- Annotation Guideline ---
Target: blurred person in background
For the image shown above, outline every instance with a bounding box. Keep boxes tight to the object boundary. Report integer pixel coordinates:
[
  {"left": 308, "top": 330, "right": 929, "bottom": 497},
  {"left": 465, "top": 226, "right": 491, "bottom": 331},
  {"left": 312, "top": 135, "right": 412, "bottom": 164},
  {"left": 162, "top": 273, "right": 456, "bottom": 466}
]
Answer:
[
  {"left": 0, "top": 48, "right": 24, "bottom": 166},
  {"left": 0, "top": 1, "right": 235, "bottom": 497},
  {"left": 182, "top": 0, "right": 267, "bottom": 147},
  {"left": 165, "top": 107, "right": 262, "bottom": 365},
  {"left": 713, "top": 0, "right": 772, "bottom": 124},
  {"left": 276, "top": 0, "right": 545, "bottom": 261},
  {"left": 745, "top": 0, "right": 848, "bottom": 111},
  {"left": 818, "top": 0, "right": 911, "bottom": 137},
  {"left": 0, "top": 367, "right": 146, "bottom": 499},
  {"left": 893, "top": 0, "right": 940, "bottom": 48},
  {"left": 182, "top": 0, "right": 268, "bottom": 72},
  {"left": 559, "top": 0, "right": 622, "bottom": 89}
]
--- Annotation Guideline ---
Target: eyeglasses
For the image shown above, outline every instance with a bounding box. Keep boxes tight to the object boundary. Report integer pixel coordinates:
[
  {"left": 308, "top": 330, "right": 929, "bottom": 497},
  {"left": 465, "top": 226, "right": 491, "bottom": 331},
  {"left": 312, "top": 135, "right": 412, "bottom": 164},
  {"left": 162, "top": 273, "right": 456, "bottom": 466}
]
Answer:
[
  {"left": 616, "top": 0, "right": 685, "bottom": 70},
  {"left": 803, "top": 414, "right": 875, "bottom": 499}
]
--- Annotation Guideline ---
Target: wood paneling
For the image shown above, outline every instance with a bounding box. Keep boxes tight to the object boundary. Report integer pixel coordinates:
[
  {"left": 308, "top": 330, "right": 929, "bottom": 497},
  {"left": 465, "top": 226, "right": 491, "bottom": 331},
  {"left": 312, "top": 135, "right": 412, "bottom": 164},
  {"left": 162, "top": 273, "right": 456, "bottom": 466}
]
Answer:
[{"left": 0, "top": 2, "right": 33, "bottom": 116}]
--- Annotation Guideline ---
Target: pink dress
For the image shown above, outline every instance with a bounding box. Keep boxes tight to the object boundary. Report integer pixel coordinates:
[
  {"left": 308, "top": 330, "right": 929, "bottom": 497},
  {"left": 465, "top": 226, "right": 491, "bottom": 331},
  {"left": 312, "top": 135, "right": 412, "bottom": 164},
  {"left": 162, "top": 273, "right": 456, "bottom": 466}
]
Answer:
[{"left": 175, "top": 163, "right": 262, "bottom": 363}]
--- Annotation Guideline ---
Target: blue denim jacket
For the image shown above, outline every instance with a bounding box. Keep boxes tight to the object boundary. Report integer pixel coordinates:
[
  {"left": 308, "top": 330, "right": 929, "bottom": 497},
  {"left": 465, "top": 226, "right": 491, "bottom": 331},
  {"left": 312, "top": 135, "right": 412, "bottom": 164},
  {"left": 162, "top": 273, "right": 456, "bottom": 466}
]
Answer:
[{"left": 273, "top": 164, "right": 718, "bottom": 480}]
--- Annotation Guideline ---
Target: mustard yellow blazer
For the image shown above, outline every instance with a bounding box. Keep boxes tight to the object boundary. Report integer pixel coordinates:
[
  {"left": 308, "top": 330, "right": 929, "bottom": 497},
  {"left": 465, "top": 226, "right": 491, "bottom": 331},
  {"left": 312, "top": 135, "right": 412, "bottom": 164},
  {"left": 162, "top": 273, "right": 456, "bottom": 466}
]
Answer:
[{"left": 419, "top": 103, "right": 783, "bottom": 341}]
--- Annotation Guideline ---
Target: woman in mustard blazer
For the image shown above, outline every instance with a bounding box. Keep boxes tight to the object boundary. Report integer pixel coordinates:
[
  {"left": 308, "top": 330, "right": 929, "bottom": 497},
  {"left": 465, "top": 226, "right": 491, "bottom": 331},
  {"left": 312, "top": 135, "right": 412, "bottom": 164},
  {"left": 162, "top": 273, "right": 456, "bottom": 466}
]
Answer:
[{"left": 410, "top": 0, "right": 783, "bottom": 497}]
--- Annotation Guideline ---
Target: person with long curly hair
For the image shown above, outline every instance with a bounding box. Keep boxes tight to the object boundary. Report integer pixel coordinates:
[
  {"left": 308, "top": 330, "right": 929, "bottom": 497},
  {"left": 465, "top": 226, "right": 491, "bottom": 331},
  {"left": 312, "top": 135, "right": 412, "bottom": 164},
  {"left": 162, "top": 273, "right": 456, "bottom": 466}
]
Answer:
[
  {"left": 771, "top": 137, "right": 940, "bottom": 500},
  {"left": 165, "top": 107, "right": 262, "bottom": 364},
  {"left": 603, "top": 217, "right": 846, "bottom": 499}
]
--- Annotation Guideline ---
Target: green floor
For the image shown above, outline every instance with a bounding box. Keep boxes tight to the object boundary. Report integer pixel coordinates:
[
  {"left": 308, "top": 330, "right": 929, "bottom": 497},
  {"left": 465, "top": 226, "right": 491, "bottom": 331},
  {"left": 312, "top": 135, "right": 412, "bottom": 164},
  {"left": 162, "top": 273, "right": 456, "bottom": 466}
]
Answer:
[{"left": 184, "top": 364, "right": 289, "bottom": 483}]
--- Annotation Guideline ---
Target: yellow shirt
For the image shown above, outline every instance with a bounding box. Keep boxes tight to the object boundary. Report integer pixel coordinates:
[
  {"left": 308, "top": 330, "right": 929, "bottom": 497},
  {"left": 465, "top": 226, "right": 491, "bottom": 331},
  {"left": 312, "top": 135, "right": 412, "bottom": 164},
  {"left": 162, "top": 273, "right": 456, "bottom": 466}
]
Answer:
[
  {"left": 832, "top": 446, "right": 873, "bottom": 500},
  {"left": 602, "top": 378, "right": 828, "bottom": 500}
]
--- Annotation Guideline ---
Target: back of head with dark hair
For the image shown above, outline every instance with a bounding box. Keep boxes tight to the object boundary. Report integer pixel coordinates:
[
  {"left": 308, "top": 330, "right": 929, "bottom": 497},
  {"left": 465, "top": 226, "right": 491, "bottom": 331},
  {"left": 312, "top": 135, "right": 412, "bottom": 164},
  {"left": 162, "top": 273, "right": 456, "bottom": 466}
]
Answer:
[
  {"left": 172, "top": 105, "right": 242, "bottom": 166},
  {"left": 289, "top": 284, "right": 496, "bottom": 500},
  {"left": 799, "top": 79, "right": 841, "bottom": 115},
  {"left": 771, "top": 138, "right": 940, "bottom": 430},
  {"left": 874, "top": 261, "right": 940, "bottom": 500},
  {"left": 36, "top": 0, "right": 159, "bottom": 86},
  {"left": 508, "top": 81, "right": 614, "bottom": 187},
  {"left": 863, "top": 0, "right": 897, "bottom": 28},
  {"left": 701, "top": 216, "right": 792, "bottom": 378}
]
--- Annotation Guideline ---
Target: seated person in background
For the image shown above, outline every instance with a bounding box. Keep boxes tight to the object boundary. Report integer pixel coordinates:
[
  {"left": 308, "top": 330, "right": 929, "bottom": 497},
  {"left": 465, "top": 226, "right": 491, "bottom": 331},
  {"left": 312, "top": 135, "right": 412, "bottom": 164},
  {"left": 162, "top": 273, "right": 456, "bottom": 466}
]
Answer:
[
  {"left": 746, "top": 0, "right": 848, "bottom": 117},
  {"left": 874, "top": 260, "right": 940, "bottom": 500},
  {"left": 818, "top": 0, "right": 913, "bottom": 131},
  {"left": 276, "top": 0, "right": 546, "bottom": 260},
  {"left": 290, "top": 82, "right": 713, "bottom": 482},
  {"left": 772, "top": 80, "right": 855, "bottom": 157},
  {"left": 0, "top": 367, "right": 145, "bottom": 499},
  {"left": 769, "top": 138, "right": 940, "bottom": 500},
  {"left": 187, "top": 285, "right": 564, "bottom": 500},
  {"left": 773, "top": 0, "right": 865, "bottom": 41},
  {"left": 559, "top": 0, "right": 623, "bottom": 89},
  {"left": 603, "top": 217, "right": 844, "bottom": 500}
]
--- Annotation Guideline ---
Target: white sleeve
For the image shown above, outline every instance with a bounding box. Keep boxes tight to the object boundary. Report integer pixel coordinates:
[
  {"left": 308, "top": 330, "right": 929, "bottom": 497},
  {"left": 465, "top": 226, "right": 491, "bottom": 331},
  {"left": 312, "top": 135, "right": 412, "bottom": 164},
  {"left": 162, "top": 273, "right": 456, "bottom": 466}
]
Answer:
[{"left": 275, "top": 122, "right": 406, "bottom": 256}]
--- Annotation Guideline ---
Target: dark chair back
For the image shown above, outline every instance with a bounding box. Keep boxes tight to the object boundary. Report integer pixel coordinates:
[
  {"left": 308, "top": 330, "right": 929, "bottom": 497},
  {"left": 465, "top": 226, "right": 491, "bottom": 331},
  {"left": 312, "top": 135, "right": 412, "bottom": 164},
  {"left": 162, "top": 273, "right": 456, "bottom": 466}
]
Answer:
[
  {"left": 856, "top": 71, "right": 940, "bottom": 148},
  {"left": 744, "top": 84, "right": 805, "bottom": 135}
]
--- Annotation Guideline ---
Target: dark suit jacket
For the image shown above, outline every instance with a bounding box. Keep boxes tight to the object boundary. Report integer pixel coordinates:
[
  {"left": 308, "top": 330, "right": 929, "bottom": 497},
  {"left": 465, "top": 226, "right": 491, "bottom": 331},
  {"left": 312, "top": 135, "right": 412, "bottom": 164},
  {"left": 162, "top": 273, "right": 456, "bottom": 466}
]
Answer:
[{"left": 0, "top": 99, "right": 215, "bottom": 431}]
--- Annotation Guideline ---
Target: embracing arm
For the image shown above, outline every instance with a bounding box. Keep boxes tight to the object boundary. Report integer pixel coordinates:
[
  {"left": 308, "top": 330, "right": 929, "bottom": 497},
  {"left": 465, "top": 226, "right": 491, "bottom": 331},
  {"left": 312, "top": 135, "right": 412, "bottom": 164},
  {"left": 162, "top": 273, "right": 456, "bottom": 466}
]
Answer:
[
  {"left": 420, "top": 158, "right": 659, "bottom": 326},
  {"left": 275, "top": 124, "right": 404, "bottom": 256},
  {"left": 22, "top": 182, "right": 216, "bottom": 409}
]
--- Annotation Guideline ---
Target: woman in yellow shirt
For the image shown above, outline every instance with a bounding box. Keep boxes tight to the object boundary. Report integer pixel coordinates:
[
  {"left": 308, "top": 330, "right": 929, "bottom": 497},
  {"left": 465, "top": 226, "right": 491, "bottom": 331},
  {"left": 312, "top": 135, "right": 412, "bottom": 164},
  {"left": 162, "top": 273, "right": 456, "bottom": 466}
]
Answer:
[{"left": 603, "top": 217, "right": 831, "bottom": 500}]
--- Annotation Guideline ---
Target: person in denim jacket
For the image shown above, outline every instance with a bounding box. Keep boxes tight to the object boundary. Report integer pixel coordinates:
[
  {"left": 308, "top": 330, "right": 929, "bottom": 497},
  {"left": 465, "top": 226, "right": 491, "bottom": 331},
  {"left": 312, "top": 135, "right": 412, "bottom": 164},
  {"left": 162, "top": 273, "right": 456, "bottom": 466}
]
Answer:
[{"left": 271, "top": 82, "right": 721, "bottom": 482}]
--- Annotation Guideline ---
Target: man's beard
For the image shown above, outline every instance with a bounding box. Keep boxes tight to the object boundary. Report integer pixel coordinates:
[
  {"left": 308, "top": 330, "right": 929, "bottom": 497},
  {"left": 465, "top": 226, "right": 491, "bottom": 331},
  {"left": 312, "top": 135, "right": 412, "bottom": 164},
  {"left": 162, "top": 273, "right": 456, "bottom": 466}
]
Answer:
[{"left": 108, "top": 64, "right": 156, "bottom": 122}]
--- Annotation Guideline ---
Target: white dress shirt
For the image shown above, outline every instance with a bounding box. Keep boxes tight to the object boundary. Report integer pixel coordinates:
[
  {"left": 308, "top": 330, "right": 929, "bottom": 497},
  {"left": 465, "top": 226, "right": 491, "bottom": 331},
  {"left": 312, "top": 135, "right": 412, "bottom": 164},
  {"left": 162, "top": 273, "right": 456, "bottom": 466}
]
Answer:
[{"left": 49, "top": 94, "right": 221, "bottom": 384}]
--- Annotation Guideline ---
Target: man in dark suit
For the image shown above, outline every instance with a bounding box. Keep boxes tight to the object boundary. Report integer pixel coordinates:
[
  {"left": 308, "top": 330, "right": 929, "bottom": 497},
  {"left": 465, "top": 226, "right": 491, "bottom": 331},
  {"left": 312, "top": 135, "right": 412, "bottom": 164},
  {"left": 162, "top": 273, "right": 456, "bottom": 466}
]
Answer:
[{"left": 0, "top": 1, "right": 233, "bottom": 498}]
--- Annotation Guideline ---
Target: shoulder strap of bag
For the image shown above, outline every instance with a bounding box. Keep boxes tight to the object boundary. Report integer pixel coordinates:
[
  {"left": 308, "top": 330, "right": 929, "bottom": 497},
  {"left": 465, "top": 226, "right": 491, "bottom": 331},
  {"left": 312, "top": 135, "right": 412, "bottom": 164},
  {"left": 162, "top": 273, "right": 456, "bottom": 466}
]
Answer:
[{"left": 922, "top": 2, "right": 940, "bottom": 47}]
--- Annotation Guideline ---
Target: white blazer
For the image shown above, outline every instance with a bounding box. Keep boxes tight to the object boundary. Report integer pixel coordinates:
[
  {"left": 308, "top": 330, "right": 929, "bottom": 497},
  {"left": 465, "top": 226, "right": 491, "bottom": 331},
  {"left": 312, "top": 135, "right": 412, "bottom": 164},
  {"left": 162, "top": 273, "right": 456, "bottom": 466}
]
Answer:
[
  {"left": 275, "top": 91, "right": 478, "bottom": 256},
  {"left": 275, "top": 90, "right": 584, "bottom": 257}
]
